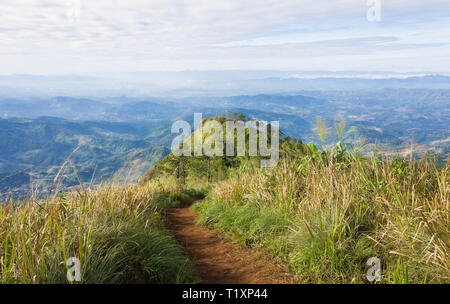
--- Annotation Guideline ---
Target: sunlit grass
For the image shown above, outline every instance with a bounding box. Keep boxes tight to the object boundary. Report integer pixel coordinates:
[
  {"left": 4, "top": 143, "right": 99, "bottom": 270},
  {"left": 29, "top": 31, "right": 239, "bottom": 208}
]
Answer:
[
  {"left": 194, "top": 148, "right": 449, "bottom": 283},
  {"left": 0, "top": 176, "right": 199, "bottom": 284}
]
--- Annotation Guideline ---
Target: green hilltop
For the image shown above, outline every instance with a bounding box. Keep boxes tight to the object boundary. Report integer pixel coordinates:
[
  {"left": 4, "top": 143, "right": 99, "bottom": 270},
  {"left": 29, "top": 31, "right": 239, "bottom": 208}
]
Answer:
[{"left": 141, "top": 114, "right": 449, "bottom": 283}]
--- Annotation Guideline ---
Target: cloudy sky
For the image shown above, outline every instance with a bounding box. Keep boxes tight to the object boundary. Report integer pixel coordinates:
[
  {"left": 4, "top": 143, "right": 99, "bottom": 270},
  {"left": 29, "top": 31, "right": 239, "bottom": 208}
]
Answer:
[{"left": 0, "top": 0, "right": 449, "bottom": 75}]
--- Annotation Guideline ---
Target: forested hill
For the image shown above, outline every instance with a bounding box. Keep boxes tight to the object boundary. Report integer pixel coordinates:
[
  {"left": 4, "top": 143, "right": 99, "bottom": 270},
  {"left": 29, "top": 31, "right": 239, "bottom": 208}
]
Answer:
[
  {"left": 0, "top": 115, "right": 447, "bottom": 284},
  {"left": 0, "top": 117, "right": 172, "bottom": 199},
  {"left": 140, "top": 115, "right": 449, "bottom": 284}
]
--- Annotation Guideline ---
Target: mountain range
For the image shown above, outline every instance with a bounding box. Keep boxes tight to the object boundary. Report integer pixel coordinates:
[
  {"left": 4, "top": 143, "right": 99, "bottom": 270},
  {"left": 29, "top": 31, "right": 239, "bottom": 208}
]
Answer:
[{"left": 0, "top": 85, "right": 448, "bottom": 199}]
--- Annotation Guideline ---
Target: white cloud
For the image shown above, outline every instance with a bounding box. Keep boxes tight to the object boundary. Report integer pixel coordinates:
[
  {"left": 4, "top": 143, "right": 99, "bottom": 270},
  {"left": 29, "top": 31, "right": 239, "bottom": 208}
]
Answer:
[{"left": 0, "top": 0, "right": 449, "bottom": 74}]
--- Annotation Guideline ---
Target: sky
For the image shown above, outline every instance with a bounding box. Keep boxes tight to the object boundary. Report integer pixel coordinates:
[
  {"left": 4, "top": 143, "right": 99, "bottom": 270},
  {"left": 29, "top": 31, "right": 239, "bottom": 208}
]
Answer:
[{"left": 0, "top": 0, "right": 450, "bottom": 75}]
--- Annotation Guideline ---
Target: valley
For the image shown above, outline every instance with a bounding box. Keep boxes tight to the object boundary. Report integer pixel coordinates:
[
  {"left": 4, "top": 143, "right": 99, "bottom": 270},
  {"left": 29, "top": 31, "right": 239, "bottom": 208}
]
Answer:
[{"left": 0, "top": 87, "right": 448, "bottom": 199}]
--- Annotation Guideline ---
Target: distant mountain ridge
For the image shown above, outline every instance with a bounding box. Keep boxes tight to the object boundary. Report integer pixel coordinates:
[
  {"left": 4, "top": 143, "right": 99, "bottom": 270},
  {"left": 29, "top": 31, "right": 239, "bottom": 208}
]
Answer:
[{"left": 1, "top": 72, "right": 450, "bottom": 98}]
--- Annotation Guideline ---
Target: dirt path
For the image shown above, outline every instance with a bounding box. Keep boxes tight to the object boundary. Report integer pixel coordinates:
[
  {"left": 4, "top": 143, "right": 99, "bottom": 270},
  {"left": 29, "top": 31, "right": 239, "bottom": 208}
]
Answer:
[{"left": 165, "top": 199, "right": 297, "bottom": 284}]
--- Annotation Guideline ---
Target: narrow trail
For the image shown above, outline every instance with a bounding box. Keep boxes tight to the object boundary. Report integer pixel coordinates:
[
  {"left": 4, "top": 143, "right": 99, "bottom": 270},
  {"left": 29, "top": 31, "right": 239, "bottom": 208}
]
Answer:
[{"left": 165, "top": 198, "right": 297, "bottom": 284}]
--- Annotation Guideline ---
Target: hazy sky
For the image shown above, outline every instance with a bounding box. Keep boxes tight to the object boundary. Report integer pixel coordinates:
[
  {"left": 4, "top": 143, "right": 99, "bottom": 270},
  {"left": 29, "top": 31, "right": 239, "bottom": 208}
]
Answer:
[{"left": 1, "top": 0, "right": 449, "bottom": 74}]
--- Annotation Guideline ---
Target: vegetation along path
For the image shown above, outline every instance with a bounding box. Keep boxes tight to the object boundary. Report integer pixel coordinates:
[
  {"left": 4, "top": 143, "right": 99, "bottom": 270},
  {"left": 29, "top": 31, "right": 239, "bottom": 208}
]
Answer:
[{"left": 165, "top": 198, "right": 297, "bottom": 284}]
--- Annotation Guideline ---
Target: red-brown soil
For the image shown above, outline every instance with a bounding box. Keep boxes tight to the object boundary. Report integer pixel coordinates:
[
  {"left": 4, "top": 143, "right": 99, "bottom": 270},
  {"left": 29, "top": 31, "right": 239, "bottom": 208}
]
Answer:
[{"left": 165, "top": 200, "right": 297, "bottom": 284}]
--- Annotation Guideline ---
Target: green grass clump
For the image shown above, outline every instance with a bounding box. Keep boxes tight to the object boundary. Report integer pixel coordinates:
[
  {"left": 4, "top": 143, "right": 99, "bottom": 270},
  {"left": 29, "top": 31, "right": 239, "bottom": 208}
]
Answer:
[
  {"left": 193, "top": 151, "right": 449, "bottom": 283},
  {"left": 0, "top": 178, "right": 200, "bottom": 284}
]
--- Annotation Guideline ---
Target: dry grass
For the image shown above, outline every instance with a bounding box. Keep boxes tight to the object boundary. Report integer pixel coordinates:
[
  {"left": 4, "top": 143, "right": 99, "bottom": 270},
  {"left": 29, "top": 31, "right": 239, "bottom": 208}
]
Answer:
[
  {"left": 0, "top": 177, "right": 199, "bottom": 283},
  {"left": 195, "top": 152, "right": 449, "bottom": 283}
]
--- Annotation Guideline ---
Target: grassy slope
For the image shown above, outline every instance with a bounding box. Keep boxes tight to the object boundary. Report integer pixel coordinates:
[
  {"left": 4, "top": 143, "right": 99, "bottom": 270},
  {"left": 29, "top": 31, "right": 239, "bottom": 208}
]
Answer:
[
  {"left": 140, "top": 115, "right": 449, "bottom": 283},
  {"left": 1, "top": 115, "right": 447, "bottom": 284},
  {"left": 192, "top": 153, "right": 449, "bottom": 283},
  {"left": 0, "top": 178, "right": 200, "bottom": 283}
]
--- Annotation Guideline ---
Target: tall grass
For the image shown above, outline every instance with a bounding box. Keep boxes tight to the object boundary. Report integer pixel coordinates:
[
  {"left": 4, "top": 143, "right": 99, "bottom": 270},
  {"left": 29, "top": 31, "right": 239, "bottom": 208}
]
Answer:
[
  {"left": 0, "top": 176, "right": 200, "bottom": 283},
  {"left": 194, "top": 150, "right": 449, "bottom": 283}
]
